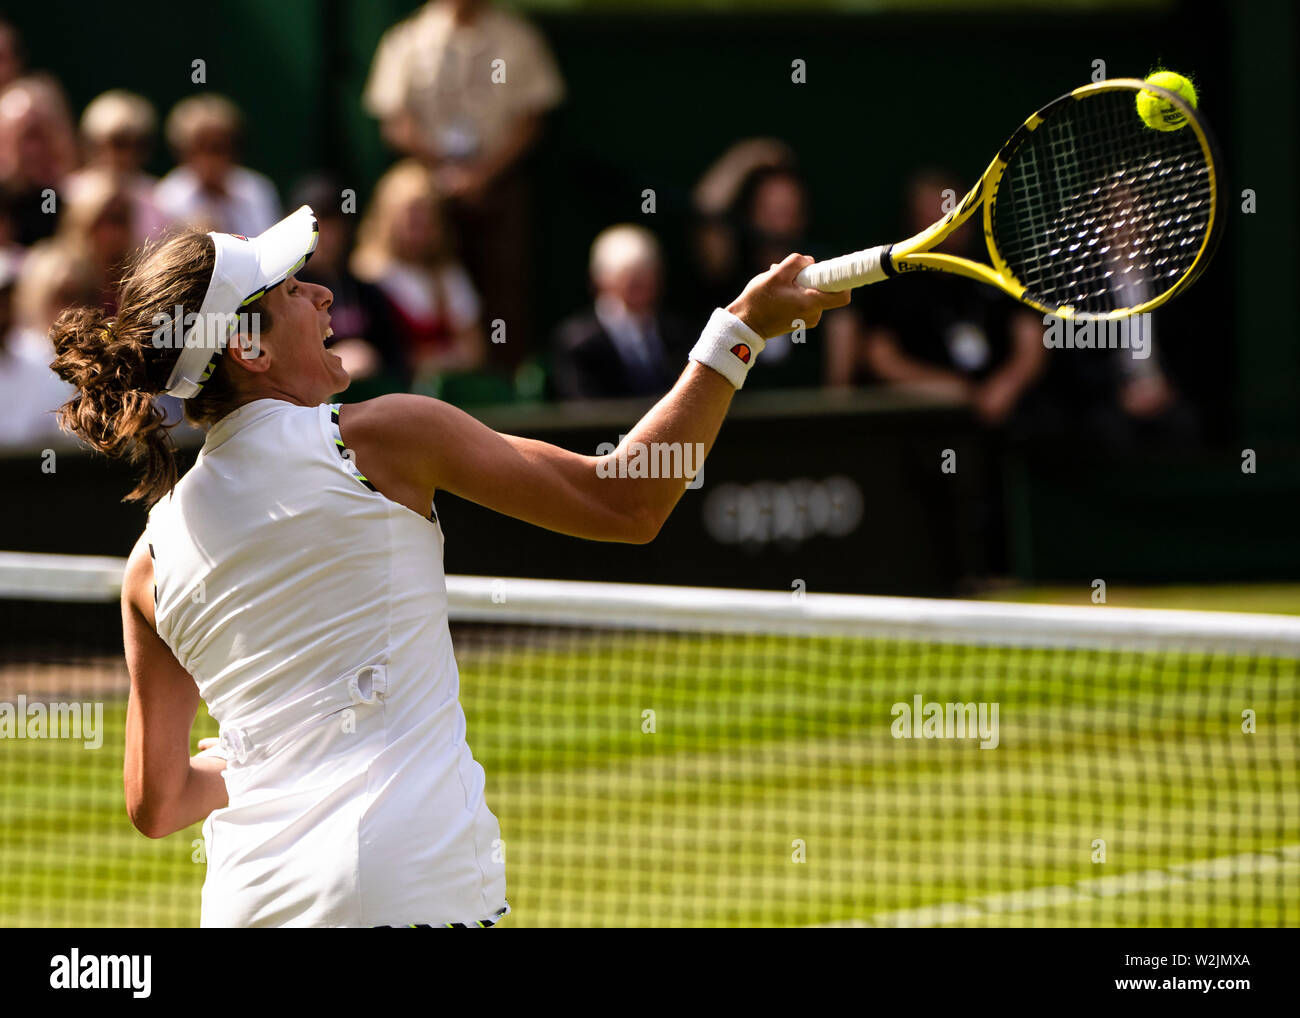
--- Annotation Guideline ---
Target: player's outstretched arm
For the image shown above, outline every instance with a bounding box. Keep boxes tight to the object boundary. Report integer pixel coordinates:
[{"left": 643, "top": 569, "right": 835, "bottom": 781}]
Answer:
[{"left": 341, "top": 254, "right": 849, "bottom": 543}]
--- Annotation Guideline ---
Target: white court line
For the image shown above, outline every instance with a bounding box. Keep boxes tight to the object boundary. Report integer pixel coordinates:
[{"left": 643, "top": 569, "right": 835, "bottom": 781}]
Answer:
[{"left": 808, "top": 844, "right": 1300, "bottom": 928}]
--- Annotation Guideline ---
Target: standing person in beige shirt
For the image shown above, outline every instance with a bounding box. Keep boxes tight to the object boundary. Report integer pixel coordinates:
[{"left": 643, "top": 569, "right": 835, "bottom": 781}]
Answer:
[{"left": 363, "top": 0, "right": 565, "bottom": 376}]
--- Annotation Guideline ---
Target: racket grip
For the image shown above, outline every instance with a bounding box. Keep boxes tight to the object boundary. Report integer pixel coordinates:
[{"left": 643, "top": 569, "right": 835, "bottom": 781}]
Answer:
[{"left": 795, "top": 244, "right": 892, "bottom": 292}]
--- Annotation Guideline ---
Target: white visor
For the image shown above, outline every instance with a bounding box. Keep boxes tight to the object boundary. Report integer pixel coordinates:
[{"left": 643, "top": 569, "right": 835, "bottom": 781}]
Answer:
[{"left": 162, "top": 206, "right": 319, "bottom": 398}]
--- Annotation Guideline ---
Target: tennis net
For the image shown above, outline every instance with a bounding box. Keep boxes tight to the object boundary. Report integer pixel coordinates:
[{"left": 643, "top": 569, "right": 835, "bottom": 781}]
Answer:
[{"left": 1, "top": 551, "right": 1297, "bottom": 927}]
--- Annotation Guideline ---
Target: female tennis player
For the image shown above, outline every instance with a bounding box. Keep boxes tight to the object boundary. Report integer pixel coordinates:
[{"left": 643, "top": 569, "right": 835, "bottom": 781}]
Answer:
[{"left": 49, "top": 206, "right": 847, "bottom": 927}]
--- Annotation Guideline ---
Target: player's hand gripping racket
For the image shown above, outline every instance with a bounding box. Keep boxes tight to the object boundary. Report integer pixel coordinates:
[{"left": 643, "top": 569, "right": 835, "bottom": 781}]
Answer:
[{"left": 796, "top": 79, "right": 1222, "bottom": 319}]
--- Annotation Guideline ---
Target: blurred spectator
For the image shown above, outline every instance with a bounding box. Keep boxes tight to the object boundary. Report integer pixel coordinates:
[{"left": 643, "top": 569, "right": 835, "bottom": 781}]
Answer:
[
  {"left": 55, "top": 167, "right": 135, "bottom": 312},
  {"left": 0, "top": 243, "right": 86, "bottom": 445},
  {"left": 830, "top": 169, "right": 1049, "bottom": 583},
  {"left": 691, "top": 138, "right": 797, "bottom": 309},
  {"left": 363, "top": 0, "right": 565, "bottom": 371},
  {"left": 0, "top": 74, "right": 78, "bottom": 246},
  {"left": 10, "top": 239, "right": 98, "bottom": 356},
  {"left": 833, "top": 169, "right": 1046, "bottom": 427},
  {"left": 351, "top": 160, "right": 484, "bottom": 391},
  {"left": 66, "top": 89, "right": 168, "bottom": 244},
  {"left": 291, "top": 175, "right": 408, "bottom": 394},
  {"left": 154, "top": 94, "right": 279, "bottom": 235},
  {"left": 1034, "top": 181, "right": 1198, "bottom": 452},
  {"left": 1038, "top": 316, "right": 1197, "bottom": 452},
  {"left": 551, "top": 224, "right": 693, "bottom": 401},
  {"left": 692, "top": 142, "right": 851, "bottom": 389},
  {"left": 0, "top": 18, "right": 24, "bottom": 92}
]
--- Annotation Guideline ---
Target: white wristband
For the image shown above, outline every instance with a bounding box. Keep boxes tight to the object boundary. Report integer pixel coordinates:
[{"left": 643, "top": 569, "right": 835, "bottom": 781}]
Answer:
[{"left": 689, "top": 308, "right": 766, "bottom": 389}]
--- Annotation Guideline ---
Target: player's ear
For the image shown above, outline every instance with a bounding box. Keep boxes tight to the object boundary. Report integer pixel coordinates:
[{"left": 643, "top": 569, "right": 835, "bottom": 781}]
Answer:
[{"left": 225, "top": 314, "right": 272, "bottom": 376}]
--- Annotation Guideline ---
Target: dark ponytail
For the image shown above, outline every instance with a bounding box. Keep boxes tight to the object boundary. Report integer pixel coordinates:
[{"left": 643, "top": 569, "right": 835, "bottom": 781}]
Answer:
[
  {"left": 50, "top": 304, "right": 176, "bottom": 502},
  {"left": 49, "top": 230, "right": 259, "bottom": 506}
]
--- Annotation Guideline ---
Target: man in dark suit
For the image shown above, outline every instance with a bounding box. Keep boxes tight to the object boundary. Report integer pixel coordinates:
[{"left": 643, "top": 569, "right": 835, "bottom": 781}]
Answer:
[{"left": 552, "top": 224, "right": 693, "bottom": 400}]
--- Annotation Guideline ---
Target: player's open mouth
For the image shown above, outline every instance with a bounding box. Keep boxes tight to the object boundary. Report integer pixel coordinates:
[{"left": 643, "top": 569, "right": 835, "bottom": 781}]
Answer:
[{"left": 323, "top": 326, "right": 335, "bottom": 348}]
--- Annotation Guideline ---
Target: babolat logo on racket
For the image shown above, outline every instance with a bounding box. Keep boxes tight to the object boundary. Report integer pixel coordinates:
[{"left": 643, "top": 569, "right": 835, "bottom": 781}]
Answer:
[{"left": 730, "top": 343, "right": 752, "bottom": 364}]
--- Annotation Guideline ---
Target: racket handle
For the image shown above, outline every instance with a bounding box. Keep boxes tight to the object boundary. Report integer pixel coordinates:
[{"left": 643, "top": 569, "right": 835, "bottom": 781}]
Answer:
[{"left": 795, "top": 244, "right": 893, "bottom": 292}]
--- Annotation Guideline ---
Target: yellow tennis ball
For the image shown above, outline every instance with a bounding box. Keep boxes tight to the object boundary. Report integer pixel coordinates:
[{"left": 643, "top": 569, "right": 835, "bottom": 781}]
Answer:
[{"left": 1136, "top": 71, "right": 1198, "bottom": 131}]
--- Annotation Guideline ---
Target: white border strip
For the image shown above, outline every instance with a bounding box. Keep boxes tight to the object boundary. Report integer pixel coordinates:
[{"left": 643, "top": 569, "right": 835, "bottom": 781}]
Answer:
[
  {"left": 445, "top": 575, "right": 1300, "bottom": 654},
  {"left": 5, "top": 553, "right": 1300, "bottom": 655},
  {"left": 0, "top": 552, "right": 128, "bottom": 602}
]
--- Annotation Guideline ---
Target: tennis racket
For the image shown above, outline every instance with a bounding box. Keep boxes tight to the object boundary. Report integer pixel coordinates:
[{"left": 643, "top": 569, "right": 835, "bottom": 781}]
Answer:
[{"left": 796, "top": 78, "right": 1222, "bottom": 319}]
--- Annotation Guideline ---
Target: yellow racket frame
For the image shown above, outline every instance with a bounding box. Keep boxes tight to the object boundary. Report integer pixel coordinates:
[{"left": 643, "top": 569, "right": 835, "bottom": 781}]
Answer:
[{"left": 810, "top": 79, "right": 1221, "bottom": 321}]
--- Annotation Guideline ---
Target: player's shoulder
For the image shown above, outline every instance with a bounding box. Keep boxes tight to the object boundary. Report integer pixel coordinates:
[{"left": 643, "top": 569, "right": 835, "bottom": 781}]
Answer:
[
  {"left": 125, "top": 530, "right": 152, "bottom": 573},
  {"left": 335, "top": 394, "right": 472, "bottom": 498},
  {"left": 336, "top": 393, "right": 454, "bottom": 443},
  {"left": 122, "top": 531, "right": 154, "bottom": 615}
]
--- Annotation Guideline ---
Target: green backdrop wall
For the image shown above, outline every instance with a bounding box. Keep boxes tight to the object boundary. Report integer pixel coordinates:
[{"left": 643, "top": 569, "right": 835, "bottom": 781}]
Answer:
[{"left": 5, "top": 0, "right": 1300, "bottom": 582}]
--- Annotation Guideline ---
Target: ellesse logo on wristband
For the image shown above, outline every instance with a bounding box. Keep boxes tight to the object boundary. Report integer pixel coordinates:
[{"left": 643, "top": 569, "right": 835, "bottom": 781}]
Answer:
[{"left": 730, "top": 343, "right": 752, "bottom": 364}]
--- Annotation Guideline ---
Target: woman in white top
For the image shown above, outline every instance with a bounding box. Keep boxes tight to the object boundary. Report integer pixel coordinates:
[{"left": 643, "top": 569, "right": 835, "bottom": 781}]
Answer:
[
  {"left": 48, "top": 206, "right": 847, "bottom": 927},
  {"left": 66, "top": 89, "right": 171, "bottom": 245},
  {"left": 153, "top": 94, "right": 280, "bottom": 237}
]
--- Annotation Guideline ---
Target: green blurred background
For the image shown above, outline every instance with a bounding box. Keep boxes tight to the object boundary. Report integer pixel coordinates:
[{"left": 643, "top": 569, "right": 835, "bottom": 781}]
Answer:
[
  {"left": 17, "top": 1, "right": 1295, "bottom": 438},
  {"left": 8, "top": 0, "right": 1300, "bottom": 586}
]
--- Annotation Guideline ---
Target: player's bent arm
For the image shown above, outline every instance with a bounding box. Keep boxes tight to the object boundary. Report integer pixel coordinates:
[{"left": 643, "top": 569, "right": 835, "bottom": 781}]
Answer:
[
  {"left": 121, "top": 536, "right": 228, "bottom": 839},
  {"left": 342, "top": 255, "right": 849, "bottom": 544},
  {"left": 343, "top": 364, "right": 734, "bottom": 544}
]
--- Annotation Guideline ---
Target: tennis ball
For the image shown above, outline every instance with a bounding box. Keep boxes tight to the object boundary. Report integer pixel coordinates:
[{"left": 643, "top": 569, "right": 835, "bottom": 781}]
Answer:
[{"left": 1136, "top": 71, "right": 1198, "bottom": 131}]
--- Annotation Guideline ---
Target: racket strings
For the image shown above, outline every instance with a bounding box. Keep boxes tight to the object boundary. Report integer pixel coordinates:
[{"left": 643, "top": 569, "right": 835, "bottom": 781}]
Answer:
[{"left": 991, "top": 89, "right": 1214, "bottom": 315}]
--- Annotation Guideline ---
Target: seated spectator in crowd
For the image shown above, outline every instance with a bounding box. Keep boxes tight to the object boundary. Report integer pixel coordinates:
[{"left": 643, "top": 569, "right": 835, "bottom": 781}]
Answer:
[
  {"left": 55, "top": 168, "right": 134, "bottom": 312},
  {"left": 9, "top": 238, "right": 98, "bottom": 357},
  {"left": 290, "top": 175, "right": 408, "bottom": 394},
  {"left": 832, "top": 170, "right": 1046, "bottom": 428},
  {"left": 66, "top": 89, "right": 168, "bottom": 244},
  {"left": 691, "top": 137, "right": 797, "bottom": 311},
  {"left": 829, "top": 170, "right": 1048, "bottom": 582},
  {"left": 0, "top": 243, "right": 87, "bottom": 446},
  {"left": 154, "top": 94, "right": 279, "bottom": 235},
  {"left": 0, "top": 74, "right": 78, "bottom": 246},
  {"left": 1033, "top": 182, "right": 1199, "bottom": 453},
  {"left": 363, "top": 0, "right": 565, "bottom": 371},
  {"left": 1036, "top": 316, "right": 1197, "bottom": 453},
  {"left": 692, "top": 142, "right": 853, "bottom": 390},
  {"left": 351, "top": 160, "right": 484, "bottom": 392},
  {"left": 551, "top": 224, "right": 693, "bottom": 401}
]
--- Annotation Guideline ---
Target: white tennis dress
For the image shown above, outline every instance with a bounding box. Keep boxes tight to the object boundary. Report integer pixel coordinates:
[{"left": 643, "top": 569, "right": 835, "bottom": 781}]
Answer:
[{"left": 145, "top": 398, "right": 508, "bottom": 927}]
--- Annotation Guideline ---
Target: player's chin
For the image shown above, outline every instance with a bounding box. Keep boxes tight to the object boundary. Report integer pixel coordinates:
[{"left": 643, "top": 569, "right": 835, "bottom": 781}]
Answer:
[{"left": 326, "top": 353, "right": 351, "bottom": 392}]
